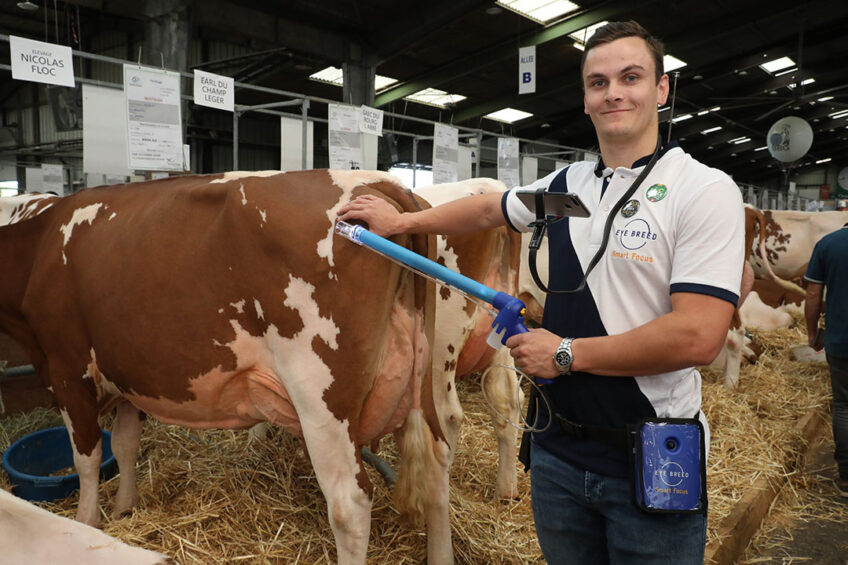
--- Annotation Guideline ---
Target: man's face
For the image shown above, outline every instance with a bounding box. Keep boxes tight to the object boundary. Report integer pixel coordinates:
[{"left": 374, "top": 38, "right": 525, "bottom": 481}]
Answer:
[{"left": 583, "top": 36, "right": 669, "bottom": 143}]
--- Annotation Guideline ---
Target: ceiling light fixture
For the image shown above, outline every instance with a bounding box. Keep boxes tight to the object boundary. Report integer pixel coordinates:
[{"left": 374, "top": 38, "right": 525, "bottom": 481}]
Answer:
[
  {"left": 484, "top": 107, "right": 533, "bottom": 123},
  {"left": 497, "top": 0, "right": 579, "bottom": 25},
  {"left": 760, "top": 56, "right": 795, "bottom": 74},
  {"left": 17, "top": 0, "right": 39, "bottom": 10}
]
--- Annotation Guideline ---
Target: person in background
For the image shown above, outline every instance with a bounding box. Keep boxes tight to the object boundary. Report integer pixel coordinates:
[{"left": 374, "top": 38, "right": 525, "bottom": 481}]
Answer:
[
  {"left": 339, "top": 20, "right": 744, "bottom": 564},
  {"left": 804, "top": 220, "right": 848, "bottom": 498}
]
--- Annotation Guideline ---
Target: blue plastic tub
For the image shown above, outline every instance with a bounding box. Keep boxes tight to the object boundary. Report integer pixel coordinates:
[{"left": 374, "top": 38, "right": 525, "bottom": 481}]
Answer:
[{"left": 1, "top": 426, "right": 118, "bottom": 502}]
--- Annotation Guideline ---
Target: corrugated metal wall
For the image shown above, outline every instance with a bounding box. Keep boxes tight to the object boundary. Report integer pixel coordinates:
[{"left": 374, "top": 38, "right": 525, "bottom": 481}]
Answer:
[{"left": 88, "top": 30, "right": 130, "bottom": 85}]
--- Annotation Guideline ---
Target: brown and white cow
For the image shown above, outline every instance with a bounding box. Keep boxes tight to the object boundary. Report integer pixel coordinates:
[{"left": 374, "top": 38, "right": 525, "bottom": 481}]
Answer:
[
  {"left": 750, "top": 278, "right": 805, "bottom": 309},
  {"left": 750, "top": 209, "right": 848, "bottom": 281},
  {"left": 0, "top": 192, "right": 59, "bottom": 225},
  {"left": 4, "top": 183, "right": 526, "bottom": 500},
  {"left": 0, "top": 170, "right": 459, "bottom": 564},
  {"left": 711, "top": 204, "right": 806, "bottom": 389},
  {"left": 414, "top": 178, "right": 523, "bottom": 500},
  {"left": 0, "top": 489, "right": 175, "bottom": 565}
]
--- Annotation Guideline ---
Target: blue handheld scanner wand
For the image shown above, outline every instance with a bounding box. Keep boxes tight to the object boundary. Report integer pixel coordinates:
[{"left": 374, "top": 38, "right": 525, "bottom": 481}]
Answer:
[{"left": 334, "top": 221, "right": 553, "bottom": 385}]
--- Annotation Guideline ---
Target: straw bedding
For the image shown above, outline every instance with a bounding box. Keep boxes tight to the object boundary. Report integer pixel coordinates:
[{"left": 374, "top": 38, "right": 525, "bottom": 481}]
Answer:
[{"left": 0, "top": 320, "right": 831, "bottom": 564}]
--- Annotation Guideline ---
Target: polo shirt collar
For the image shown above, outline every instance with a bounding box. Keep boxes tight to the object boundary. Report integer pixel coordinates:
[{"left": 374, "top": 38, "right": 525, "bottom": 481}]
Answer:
[{"left": 593, "top": 140, "right": 680, "bottom": 178}]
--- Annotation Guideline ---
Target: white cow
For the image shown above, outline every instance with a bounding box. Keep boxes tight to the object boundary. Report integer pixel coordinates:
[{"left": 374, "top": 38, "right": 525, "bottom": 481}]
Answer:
[
  {"left": 414, "top": 178, "right": 523, "bottom": 499},
  {"left": 738, "top": 291, "right": 795, "bottom": 332},
  {"left": 0, "top": 489, "right": 175, "bottom": 565}
]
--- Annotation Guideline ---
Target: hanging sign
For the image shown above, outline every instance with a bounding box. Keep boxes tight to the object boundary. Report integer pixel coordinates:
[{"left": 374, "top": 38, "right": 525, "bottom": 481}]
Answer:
[
  {"left": 359, "top": 105, "right": 384, "bottom": 136},
  {"left": 193, "top": 70, "right": 234, "bottom": 112},
  {"left": 518, "top": 46, "right": 536, "bottom": 95},
  {"left": 123, "top": 64, "right": 184, "bottom": 171},
  {"left": 328, "top": 103, "right": 362, "bottom": 169},
  {"left": 41, "top": 163, "right": 65, "bottom": 195},
  {"left": 10, "top": 35, "right": 75, "bottom": 87},
  {"left": 522, "top": 156, "right": 538, "bottom": 185},
  {"left": 432, "top": 123, "right": 459, "bottom": 184},
  {"left": 498, "top": 137, "right": 520, "bottom": 188}
]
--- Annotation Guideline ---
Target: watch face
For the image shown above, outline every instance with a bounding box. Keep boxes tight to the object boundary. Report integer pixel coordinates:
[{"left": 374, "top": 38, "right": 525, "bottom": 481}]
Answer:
[{"left": 555, "top": 349, "right": 572, "bottom": 368}]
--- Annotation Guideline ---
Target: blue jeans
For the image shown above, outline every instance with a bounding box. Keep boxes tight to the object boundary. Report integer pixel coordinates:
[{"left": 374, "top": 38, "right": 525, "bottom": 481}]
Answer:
[
  {"left": 530, "top": 441, "right": 707, "bottom": 565},
  {"left": 827, "top": 354, "right": 848, "bottom": 480}
]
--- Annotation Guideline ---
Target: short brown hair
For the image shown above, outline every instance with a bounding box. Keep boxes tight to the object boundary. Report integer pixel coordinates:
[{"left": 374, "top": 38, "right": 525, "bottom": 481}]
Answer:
[{"left": 580, "top": 21, "right": 665, "bottom": 83}]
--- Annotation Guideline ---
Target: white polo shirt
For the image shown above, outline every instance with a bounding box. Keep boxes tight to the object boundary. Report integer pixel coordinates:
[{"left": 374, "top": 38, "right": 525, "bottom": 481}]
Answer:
[{"left": 502, "top": 144, "right": 745, "bottom": 477}]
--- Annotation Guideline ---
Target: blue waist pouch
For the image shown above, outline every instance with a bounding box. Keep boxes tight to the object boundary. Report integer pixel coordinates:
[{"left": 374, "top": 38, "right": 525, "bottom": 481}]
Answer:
[{"left": 631, "top": 418, "right": 707, "bottom": 514}]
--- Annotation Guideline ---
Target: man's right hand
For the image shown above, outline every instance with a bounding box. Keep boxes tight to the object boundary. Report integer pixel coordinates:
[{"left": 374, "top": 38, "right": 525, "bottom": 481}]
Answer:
[{"left": 337, "top": 194, "right": 403, "bottom": 237}]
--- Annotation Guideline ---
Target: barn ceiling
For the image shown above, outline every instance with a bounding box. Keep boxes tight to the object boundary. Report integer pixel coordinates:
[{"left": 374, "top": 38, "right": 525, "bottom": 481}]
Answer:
[{"left": 2, "top": 0, "right": 848, "bottom": 185}]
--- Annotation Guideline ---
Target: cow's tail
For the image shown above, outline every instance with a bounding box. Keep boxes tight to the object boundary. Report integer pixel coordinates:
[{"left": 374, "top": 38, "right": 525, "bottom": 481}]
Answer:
[
  {"left": 752, "top": 208, "right": 807, "bottom": 296},
  {"left": 392, "top": 407, "right": 434, "bottom": 528}
]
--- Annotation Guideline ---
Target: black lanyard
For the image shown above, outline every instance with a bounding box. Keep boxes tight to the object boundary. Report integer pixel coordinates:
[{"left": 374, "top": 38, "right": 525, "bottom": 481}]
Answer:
[{"left": 528, "top": 133, "right": 663, "bottom": 295}]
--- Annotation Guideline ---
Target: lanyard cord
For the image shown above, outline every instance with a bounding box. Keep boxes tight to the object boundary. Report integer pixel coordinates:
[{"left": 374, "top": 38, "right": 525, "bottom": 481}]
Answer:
[{"left": 529, "top": 133, "right": 663, "bottom": 295}]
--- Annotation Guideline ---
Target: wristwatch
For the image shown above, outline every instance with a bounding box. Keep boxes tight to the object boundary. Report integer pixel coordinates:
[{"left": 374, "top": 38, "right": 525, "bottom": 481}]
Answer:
[{"left": 553, "top": 337, "right": 574, "bottom": 374}]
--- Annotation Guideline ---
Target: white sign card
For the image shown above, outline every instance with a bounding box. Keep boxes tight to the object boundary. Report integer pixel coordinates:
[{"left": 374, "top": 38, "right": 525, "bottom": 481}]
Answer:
[
  {"left": 432, "top": 123, "right": 459, "bottom": 184},
  {"left": 105, "top": 174, "right": 128, "bottom": 185},
  {"left": 123, "top": 64, "right": 184, "bottom": 171},
  {"left": 280, "top": 115, "right": 314, "bottom": 171},
  {"left": 362, "top": 132, "right": 378, "bottom": 170},
  {"left": 458, "top": 145, "right": 474, "bottom": 181},
  {"left": 328, "top": 103, "right": 362, "bottom": 169},
  {"left": 25, "top": 167, "right": 43, "bottom": 193},
  {"left": 521, "top": 156, "right": 538, "bottom": 185},
  {"left": 41, "top": 163, "right": 64, "bottom": 195},
  {"left": 85, "top": 172, "right": 105, "bottom": 188},
  {"left": 193, "top": 70, "right": 234, "bottom": 112},
  {"left": 497, "top": 137, "right": 520, "bottom": 188},
  {"left": 359, "top": 106, "right": 383, "bottom": 136},
  {"left": 10, "top": 35, "right": 75, "bottom": 88},
  {"left": 518, "top": 46, "right": 536, "bottom": 95},
  {"left": 82, "top": 84, "right": 131, "bottom": 176}
]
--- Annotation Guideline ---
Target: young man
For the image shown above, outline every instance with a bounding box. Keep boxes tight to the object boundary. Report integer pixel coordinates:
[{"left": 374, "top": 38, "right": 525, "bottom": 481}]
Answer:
[
  {"left": 339, "top": 20, "right": 744, "bottom": 564},
  {"left": 804, "top": 221, "right": 848, "bottom": 498}
]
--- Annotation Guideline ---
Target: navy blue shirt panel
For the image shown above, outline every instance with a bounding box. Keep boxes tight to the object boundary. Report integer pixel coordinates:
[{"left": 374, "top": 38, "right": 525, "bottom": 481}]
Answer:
[{"left": 532, "top": 165, "right": 657, "bottom": 478}]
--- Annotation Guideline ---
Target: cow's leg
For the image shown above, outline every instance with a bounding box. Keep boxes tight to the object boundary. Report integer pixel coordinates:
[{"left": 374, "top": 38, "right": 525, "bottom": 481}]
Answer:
[
  {"left": 111, "top": 400, "right": 144, "bottom": 517},
  {"left": 59, "top": 404, "right": 103, "bottom": 527},
  {"left": 301, "top": 423, "right": 372, "bottom": 564},
  {"left": 722, "top": 326, "right": 745, "bottom": 389},
  {"left": 425, "top": 439, "right": 454, "bottom": 565},
  {"left": 481, "top": 349, "right": 521, "bottom": 499},
  {"left": 392, "top": 410, "right": 453, "bottom": 565}
]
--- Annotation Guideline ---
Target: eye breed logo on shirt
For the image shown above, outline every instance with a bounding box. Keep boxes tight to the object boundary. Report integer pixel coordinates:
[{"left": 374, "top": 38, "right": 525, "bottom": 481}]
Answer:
[
  {"left": 621, "top": 199, "right": 640, "bottom": 217},
  {"left": 615, "top": 218, "right": 658, "bottom": 251},
  {"left": 646, "top": 184, "right": 668, "bottom": 202}
]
